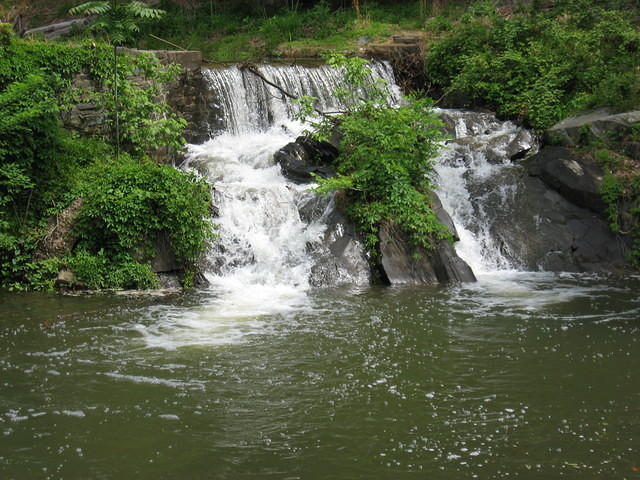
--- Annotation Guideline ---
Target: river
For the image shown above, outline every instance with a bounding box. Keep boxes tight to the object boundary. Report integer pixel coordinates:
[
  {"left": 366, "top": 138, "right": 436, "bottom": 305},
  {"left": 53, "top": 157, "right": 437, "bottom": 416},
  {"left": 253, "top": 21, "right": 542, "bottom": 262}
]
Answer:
[{"left": 1, "top": 273, "right": 639, "bottom": 479}]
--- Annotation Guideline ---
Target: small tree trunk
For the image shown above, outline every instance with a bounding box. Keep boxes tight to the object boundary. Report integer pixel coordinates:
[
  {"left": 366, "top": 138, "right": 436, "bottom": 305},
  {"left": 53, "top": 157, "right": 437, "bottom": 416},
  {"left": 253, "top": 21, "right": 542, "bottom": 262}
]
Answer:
[
  {"left": 113, "top": 44, "right": 120, "bottom": 160},
  {"left": 353, "top": 0, "right": 361, "bottom": 19}
]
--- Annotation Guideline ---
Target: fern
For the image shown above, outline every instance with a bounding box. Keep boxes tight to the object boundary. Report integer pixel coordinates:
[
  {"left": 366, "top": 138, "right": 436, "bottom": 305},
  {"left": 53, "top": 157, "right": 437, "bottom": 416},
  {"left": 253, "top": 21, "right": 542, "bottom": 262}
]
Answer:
[{"left": 68, "top": 1, "right": 165, "bottom": 46}]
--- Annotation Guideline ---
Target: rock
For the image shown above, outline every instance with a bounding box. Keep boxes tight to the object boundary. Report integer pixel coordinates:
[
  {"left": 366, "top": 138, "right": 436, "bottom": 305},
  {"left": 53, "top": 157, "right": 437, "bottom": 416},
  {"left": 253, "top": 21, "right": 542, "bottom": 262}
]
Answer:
[
  {"left": 391, "top": 33, "right": 424, "bottom": 44},
  {"left": 33, "top": 198, "right": 84, "bottom": 261},
  {"left": 485, "top": 163, "right": 628, "bottom": 272},
  {"left": 378, "top": 220, "right": 476, "bottom": 285},
  {"left": 54, "top": 270, "right": 76, "bottom": 287},
  {"left": 528, "top": 146, "right": 607, "bottom": 214},
  {"left": 150, "top": 232, "right": 181, "bottom": 273},
  {"left": 439, "top": 110, "right": 506, "bottom": 138},
  {"left": 274, "top": 136, "right": 338, "bottom": 183},
  {"left": 24, "top": 18, "right": 91, "bottom": 40},
  {"left": 309, "top": 206, "right": 371, "bottom": 287},
  {"left": 379, "top": 221, "right": 440, "bottom": 284},
  {"left": 157, "top": 273, "right": 183, "bottom": 290},
  {"left": 506, "top": 128, "right": 536, "bottom": 161},
  {"left": 430, "top": 191, "right": 459, "bottom": 241},
  {"left": 364, "top": 43, "right": 422, "bottom": 58},
  {"left": 545, "top": 109, "right": 640, "bottom": 147},
  {"left": 441, "top": 110, "right": 537, "bottom": 164},
  {"left": 299, "top": 192, "right": 371, "bottom": 287}
]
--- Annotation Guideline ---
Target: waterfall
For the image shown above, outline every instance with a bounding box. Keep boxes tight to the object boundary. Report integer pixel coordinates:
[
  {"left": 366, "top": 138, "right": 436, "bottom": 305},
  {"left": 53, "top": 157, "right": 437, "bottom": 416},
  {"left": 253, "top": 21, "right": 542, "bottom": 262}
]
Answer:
[
  {"left": 184, "top": 62, "right": 401, "bottom": 312},
  {"left": 434, "top": 110, "right": 537, "bottom": 274},
  {"left": 187, "top": 61, "right": 537, "bottom": 308},
  {"left": 202, "top": 63, "right": 401, "bottom": 136}
]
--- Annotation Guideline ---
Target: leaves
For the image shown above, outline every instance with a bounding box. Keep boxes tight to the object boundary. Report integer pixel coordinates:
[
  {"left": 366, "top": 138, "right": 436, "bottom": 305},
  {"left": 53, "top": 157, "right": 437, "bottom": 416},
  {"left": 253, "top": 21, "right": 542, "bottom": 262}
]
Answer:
[
  {"left": 425, "top": 2, "right": 640, "bottom": 130},
  {"left": 75, "top": 157, "right": 213, "bottom": 265},
  {"left": 310, "top": 54, "right": 450, "bottom": 254},
  {"left": 69, "top": 1, "right": 165, "bottom": 46}
]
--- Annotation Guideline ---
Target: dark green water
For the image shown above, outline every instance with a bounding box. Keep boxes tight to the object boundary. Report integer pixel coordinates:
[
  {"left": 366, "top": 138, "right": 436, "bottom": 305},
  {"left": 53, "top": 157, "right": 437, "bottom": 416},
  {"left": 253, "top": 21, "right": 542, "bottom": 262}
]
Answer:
[{"left": 1, "top": 272, "right": 639, "bottom": 479}]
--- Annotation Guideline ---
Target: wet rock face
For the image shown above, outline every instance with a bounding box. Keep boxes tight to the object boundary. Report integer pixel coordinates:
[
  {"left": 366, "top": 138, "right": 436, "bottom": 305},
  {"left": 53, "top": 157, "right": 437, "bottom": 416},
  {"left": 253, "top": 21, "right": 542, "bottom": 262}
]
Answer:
[
  {"left": 528, "top": 146, "right": 607, "bottom": 214},
  {"left": 298, "top": 193, "right": 371, "bottom": 288},
  {"left": 378, "top": 194, "right": 476, "bottom": 286},
  {"left": 274, "top": 136, "right": 338, "bottom": 184},
  {"left": 440, "top": 110, "right": 537, "bottom": 164},
  {"left": 486, "top": 163, "right": 628, "bottom": 273}
]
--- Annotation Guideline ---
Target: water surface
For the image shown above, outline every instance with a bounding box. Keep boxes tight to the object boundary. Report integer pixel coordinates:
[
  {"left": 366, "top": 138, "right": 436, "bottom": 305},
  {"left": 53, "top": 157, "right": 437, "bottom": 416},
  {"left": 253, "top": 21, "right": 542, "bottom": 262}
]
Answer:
[{"left": 1, "top": 273, "right": 639, "bottom": 479}]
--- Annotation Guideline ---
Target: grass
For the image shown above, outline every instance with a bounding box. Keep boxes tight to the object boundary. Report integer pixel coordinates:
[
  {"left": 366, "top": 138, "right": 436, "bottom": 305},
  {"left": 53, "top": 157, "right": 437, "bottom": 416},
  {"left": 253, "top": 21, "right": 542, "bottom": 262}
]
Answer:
[{"left": 137, "top": 1, "right": 426, "bottom": 62}]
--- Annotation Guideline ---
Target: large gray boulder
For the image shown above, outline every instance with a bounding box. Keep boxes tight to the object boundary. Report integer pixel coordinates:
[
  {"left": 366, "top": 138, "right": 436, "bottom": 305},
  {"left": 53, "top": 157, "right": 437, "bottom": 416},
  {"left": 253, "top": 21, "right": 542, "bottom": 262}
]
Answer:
[
  {"left": 528, "top": 146, "right": 607, "bottom": 214},
  {"left": 274, "top": 136, "right": 338, "bottom": 183},
  {"left": 378, "top": 193, "right": 476, "bottom": 285},
  {"left": 484, "top": 162, "right": 628, "bottom": 272},
  {"left": 379, "top": 219, "right": 476, "bottom": 286},
  {"left": 298, "top": 193, "right": 371, "bottom": 287},
  {"left": 545, "top": 109, "right": 640, "bottom": 147}
]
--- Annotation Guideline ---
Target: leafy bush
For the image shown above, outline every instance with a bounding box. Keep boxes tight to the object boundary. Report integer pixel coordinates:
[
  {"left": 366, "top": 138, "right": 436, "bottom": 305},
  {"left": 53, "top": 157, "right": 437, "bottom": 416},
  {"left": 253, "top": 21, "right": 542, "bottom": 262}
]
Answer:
[
  {"left": 305, "top": 53, "right": 451, "bottom": 254},
  {"left": 96, "top": 51, "right": 187, "bottom": 155},
  {"left": 75, "top": 157, "right": 213, "bottom": 266},
  {"left": 66, "top": 249, "right": 158, "bottom": 290},
  {"left": 425, "top": 1, "right": 640, "bottom": 130},
  {"left": 0, "top": 32, "right": 210, "bottom": 291}
]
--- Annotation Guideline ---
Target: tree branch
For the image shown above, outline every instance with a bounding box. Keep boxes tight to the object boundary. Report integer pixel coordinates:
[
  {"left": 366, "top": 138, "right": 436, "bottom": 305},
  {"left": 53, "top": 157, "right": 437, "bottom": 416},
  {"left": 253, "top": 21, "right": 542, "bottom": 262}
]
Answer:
[{"left": 240, "top": 63, "right": 339, "bottom": 118}]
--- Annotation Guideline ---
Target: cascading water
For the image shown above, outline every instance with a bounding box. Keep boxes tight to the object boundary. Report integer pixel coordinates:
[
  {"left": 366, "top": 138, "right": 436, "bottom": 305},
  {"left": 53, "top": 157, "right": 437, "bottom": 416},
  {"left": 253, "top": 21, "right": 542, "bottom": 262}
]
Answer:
[
  {"left": 203, "top": 63, "right": 401, "bottom": 135},
  {"left": 434, "top": 110, "right": 537, "bottom": 275},
  {"left": 173, "top": 61, "right": 540, "bottom": 343},
  {"left": 178, "top": 62, "right": 400, "bottom": 328}
]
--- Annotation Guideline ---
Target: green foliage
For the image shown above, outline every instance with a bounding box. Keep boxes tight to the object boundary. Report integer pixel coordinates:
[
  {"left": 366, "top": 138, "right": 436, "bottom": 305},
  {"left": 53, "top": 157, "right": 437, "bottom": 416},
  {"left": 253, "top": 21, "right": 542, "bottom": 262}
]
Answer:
[
  {"left": 425, "top": 1, "right": 640, "bottom": 130},
  {"left": 309, "top": 53, "right": 450, "bottom": 254},
  {"left": 139, "top": 0, "right": 417, "bottom": 61},
  {"left": 66, "top": 249, "right": 158, "bottom": 290},
  {"left": 600, "top": 172, "right": 625, "bottom": 233},
  {"left": 96, "top": 51, "right": 187, "bottom": 154},
  {"left": 69, "top": 0, "right": 165, "bottom": 46},
  {"left": 75, "top": 156, "right": 213, "bottom": 265},
  {"left": 594, "top": 142, "right": 640, "bottom": 268},
  {"left": 0, "top": 33, "right": 210, "bottom": 291}
]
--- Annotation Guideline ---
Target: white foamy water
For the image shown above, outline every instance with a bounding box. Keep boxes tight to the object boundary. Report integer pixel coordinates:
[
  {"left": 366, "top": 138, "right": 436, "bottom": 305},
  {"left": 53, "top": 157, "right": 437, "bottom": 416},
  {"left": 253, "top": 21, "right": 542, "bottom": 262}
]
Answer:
[
  {"left": 137, "top": 66, "right": 542, "bottom": 350},
  {"left": 434, "top": 110, "right": 536, "bottom": 275}
]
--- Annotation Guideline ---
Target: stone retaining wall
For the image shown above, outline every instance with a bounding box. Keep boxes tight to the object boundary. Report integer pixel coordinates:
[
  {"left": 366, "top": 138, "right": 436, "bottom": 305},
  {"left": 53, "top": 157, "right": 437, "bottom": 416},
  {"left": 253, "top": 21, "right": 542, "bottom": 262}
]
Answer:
[{"left": 62, "top": 48, "right": 208, "bottom": 163}]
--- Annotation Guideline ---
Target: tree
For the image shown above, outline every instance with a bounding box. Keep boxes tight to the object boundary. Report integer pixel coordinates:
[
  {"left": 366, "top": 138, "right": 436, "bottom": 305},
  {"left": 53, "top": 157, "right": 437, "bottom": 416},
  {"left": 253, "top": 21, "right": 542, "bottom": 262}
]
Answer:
[
  {"left": 68, "top": 1, "right": 165, "bottom": 158},
  {"left": 300, "top": 53, "right": 450, "bottom": 254},
  {"left": 69, "top": 1, "right": 165, "bottom": 46}
]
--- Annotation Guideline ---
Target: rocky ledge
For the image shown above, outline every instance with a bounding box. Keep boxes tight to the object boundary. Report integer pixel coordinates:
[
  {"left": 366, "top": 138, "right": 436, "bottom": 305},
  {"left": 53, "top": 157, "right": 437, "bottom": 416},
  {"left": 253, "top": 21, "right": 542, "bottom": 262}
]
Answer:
[{"left": 275, "top": 135, "right": 476, "bottom": 286}]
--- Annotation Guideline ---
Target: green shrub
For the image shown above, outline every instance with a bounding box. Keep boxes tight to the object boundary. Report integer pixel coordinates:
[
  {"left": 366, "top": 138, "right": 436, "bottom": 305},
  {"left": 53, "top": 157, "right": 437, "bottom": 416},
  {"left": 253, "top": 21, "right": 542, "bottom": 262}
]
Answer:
[
  {"left": 305, "top": 53, "right": 451, "bottom": 254},
  {"left": 0, "top": 34, "right": 208, "bottom": 291},
  {"left": 425, "top": 2, "right": 640, "bottom": 130},
  {"left": 75, "top": 157, "right": 213, "bottom": 266},
  {"left": 66, "top": 249, "right": 158, "bottom": 290},
  {"left": 594, "top": 143, "right": 640, "bottom": 268}
]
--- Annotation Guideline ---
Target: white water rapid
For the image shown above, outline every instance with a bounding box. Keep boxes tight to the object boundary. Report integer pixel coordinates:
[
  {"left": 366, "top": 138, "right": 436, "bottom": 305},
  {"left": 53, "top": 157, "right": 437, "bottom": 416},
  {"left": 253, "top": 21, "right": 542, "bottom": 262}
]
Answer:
[
  {"left": 180, "top": 63, "right": 399, "bottom": 321},
  {"left": 138, "top": 63, "right": 542, "bottom": 350},
  {"left": 434, "top": 110, "right": 537, "bottom": 275}
]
